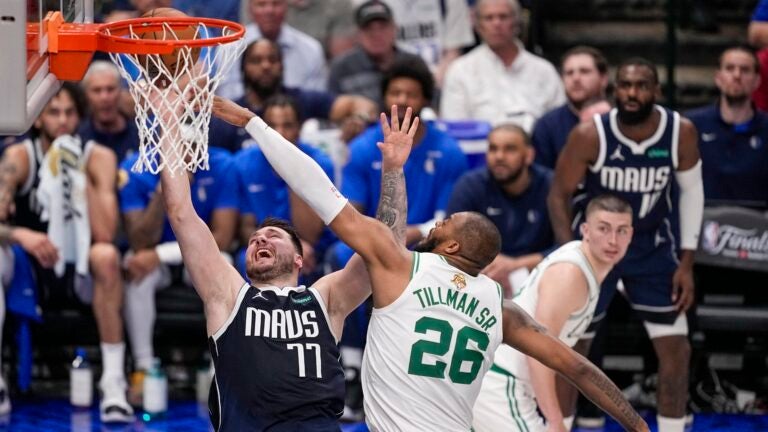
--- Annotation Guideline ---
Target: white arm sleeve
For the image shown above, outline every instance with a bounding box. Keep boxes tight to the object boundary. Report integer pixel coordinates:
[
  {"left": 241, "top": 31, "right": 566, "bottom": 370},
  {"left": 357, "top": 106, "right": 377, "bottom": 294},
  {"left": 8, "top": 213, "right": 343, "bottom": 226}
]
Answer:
[
  {"left": 675, "top": 160, "right": 704, "bottom": 250},
  {"left": 245, "top": 116, "right": 348, "bottom": 225},
  {"left": 155, "top": 241, "right": 183, "bottom": 265}
]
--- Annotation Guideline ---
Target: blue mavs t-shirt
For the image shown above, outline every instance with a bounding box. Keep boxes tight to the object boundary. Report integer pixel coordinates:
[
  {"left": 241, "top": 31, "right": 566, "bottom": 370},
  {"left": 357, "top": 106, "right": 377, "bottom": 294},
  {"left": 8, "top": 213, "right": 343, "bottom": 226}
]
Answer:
[
  {"left": 584, "top": 106, "right": 679, "bottom": 232},
  {"left": 342, "top": 121, "right": 469, "bottom": 221},
  {"left": 118, "top": 147, "right": 239, "bottom": 242}
]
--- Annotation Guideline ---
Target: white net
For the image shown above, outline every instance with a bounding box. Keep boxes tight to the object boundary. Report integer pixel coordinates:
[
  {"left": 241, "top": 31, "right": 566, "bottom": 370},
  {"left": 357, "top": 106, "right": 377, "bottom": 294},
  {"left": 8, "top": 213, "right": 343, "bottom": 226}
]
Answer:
[{"left": 108, "top": 21, "right": 245, "bottom": 174}]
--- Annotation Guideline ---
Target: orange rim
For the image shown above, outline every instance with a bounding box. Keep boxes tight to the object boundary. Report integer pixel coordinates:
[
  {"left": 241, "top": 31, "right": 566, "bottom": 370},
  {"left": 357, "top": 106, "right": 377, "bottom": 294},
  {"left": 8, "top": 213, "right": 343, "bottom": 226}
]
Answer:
[{"left": 97, "top": 16, "right": 246, "bottom": 54}]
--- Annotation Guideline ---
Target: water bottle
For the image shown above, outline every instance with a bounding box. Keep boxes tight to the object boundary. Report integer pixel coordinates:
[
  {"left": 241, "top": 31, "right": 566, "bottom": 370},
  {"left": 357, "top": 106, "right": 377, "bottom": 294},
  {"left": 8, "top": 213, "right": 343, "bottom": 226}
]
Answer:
[
  {"left": 142, "top": 358, "right": 167, "bottom": 419},
  {"left": 70, "top": 347, "right": 93, "bottom": 408}
]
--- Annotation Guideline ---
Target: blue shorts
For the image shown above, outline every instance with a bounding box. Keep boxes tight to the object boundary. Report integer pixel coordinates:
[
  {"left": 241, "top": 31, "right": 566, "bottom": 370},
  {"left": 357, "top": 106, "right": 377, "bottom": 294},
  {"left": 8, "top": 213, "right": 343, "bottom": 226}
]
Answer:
[{"left": 587, "top": 225, "right": 680, "bottom": 331}]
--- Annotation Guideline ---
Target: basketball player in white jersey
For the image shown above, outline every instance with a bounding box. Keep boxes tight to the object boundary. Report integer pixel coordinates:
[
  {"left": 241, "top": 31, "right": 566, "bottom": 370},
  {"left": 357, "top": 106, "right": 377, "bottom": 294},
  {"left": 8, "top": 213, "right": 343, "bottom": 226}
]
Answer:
[
  {"left": 473, "top": 194, "right": 633, "bottom": 432},
  {"left": 213, "top": 96, "right": 649, "bottom": 432}
]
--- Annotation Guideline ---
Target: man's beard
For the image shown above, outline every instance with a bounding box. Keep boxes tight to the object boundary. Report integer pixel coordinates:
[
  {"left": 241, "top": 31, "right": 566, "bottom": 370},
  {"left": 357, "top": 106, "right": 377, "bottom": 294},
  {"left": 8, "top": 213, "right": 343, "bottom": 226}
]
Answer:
[
  {"left": 246, "top": 254, "right": 294, "bottom": 284},
  {"left": 245, "top": 76, "right": 281, "bottom": 100},
  {"left": 492, "top": 165, "right": 524, "bottom": 185},
  {"left": 616, "top": 100, "right": 654, "bottom": 125},
  {"left": 724, "top": 93, "right": 749, "bottom": 107},
  {"left": 413, "top": 236, "right": 438, "bottom": 253}
]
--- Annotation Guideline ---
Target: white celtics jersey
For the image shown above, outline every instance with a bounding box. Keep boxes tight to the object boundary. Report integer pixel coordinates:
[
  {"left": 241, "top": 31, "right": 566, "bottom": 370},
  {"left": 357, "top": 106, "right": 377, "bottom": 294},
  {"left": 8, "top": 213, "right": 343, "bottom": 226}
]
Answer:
[
  {"left": 362, "top": 252, "right": 504, "bottom": 431},
  {"left": 493, "top": 241, "right": 599, "bottom": 382}
]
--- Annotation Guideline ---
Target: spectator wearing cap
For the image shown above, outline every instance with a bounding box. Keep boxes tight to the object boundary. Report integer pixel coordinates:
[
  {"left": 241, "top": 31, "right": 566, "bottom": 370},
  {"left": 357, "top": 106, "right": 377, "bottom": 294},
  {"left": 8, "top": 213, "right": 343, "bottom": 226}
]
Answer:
[{"left": 328, "top": 1, "right": 424, "bottom": 109}]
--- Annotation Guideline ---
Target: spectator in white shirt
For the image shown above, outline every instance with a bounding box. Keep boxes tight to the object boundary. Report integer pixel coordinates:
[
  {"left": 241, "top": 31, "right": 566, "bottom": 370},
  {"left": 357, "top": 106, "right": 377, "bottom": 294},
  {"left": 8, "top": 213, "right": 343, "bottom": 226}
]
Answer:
[
  {"left": 440, "top": 0, "right": 564, "bottom": 132},
  {"left": 218, "top": 0, "right": 327, "bottom": 99}
]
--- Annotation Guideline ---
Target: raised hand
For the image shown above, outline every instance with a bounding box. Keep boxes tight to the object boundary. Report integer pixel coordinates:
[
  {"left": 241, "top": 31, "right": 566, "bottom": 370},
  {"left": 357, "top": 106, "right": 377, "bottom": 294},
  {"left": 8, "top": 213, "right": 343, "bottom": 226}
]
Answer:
[
  {"left": 212, "top": 96, "right": 256, "bottom": 128},
  {"left": 377, "top": 105, "right": 419, "bottom": 171}
]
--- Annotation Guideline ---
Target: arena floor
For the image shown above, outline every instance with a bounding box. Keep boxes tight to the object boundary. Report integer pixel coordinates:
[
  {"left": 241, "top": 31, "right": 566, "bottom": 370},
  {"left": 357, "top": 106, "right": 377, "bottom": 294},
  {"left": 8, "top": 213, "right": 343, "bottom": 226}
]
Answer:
[{"left": 0, "top": 398, "right": 766, "bottom": 431}]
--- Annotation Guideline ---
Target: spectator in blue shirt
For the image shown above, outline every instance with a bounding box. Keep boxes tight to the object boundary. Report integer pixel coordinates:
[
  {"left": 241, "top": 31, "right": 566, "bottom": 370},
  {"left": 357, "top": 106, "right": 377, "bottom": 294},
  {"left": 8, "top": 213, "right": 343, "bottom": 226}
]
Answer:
[
  {"left": 234, "top": 95, "right": 336, "bottom": 283},
  {"left": 446, "top": 124, "right": 553, "bottom": 296},
  {"left": 78, "top": 61, "right": 139, "bottom": 162},
  {"left": 118, "top": 147, "right": 238, "bottom": 402},
  {"left": 686, "top": 46, "right": 768, "bottom": 209},
  {"left": 342, "top": 56, "right": 469, "bottom": 247},
  {"left": 209, "top": 39, "right": 377, "bottom": 151},
  {"left": 532, "top": 46, "right": 609, "bottom": 169}
]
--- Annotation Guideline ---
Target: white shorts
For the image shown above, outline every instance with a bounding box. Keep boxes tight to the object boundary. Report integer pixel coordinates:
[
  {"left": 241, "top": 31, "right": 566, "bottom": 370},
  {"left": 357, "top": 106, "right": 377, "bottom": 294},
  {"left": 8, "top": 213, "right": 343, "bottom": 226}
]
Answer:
[{"left": 473, "top": 365, "right": 546, "bottom": 432}]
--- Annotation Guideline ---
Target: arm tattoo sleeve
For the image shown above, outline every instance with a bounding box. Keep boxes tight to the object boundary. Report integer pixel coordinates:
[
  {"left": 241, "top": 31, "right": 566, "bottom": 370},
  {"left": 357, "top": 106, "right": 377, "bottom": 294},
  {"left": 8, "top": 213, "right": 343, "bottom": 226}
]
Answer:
[
  {"left": 376, "top": 169, "right": 407, "bottom": 244},
  {"left": 0, "top": 159, "right": 19, "bottom": 221},
  {"left": 583, "top": 362, "right": 645, "bottom": 429}
]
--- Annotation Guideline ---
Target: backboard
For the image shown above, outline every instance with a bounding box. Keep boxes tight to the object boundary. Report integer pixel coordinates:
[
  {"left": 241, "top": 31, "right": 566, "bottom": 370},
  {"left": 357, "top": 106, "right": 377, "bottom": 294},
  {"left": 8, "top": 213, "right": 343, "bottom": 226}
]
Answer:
[{"left": 0, "top": 0, "right": 92, "bottom": 136}]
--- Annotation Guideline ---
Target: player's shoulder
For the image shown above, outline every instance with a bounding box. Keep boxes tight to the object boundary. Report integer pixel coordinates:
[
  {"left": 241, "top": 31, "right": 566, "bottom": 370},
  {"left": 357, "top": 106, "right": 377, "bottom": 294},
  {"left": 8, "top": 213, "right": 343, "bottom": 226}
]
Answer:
[{"left": 1, "top": 139, "right": 30, "bottom": 161}]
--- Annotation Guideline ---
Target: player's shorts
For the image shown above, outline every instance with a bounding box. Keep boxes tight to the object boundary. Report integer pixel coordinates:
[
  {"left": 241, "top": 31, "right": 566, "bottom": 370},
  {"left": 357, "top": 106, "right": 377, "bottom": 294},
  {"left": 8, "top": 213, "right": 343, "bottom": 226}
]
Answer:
[
  {"left": 586, "top": 225, "right": 680, "bottom": 333},
  {"left": 473, "top": 364, "right": 546, "bottom": 432}
]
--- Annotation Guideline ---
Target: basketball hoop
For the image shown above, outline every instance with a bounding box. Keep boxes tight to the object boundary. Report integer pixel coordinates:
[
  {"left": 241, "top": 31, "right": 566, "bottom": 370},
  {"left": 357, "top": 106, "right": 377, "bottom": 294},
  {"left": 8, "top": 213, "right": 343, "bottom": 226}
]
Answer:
[{"left": 45, "top": 13, "right": 246, "bottom": 174}]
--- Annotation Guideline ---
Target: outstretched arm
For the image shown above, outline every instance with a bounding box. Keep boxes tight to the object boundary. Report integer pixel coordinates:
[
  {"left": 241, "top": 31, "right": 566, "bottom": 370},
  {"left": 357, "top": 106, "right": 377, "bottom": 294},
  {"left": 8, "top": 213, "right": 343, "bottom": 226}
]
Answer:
[
  {"left": 502, "top": 301, "right": 649, "bottom": 432},
  {"left": 318, "top": 105, "right": 414, "bottom": 333},
  {"left": 156, "top": 98, "right": 244, "bottom": 335},
  {"left": 213, "top": 98, "right": 413, "bottom": 273}
]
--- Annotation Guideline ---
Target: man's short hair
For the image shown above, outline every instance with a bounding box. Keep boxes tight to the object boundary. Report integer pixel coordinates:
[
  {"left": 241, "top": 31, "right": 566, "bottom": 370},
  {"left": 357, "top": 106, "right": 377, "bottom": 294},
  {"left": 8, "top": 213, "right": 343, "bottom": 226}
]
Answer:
[
  {"left": 585, "top": 194, "right": 633, "bottom": 219},
  {"left": 456, "top": 212, "right": 501, "bottom": 269},
  {"left": 263, "top": 94, "right": 302, "bottom": 119},
  {"left": 240, "top": 39, "right": 283, "bottom": 75},
  {"left": 30, "top": 82, "right": 86, "bottom": 139},
  {"left": 82, "top": 60, "right": 121, "bottom": 89},
  {"left": 719, "top": 44, "right": 760, "bottom": 73},
  {"left": 381, "top": 57, "right": 435, "bottom": 102},
  {"left": 617, "top": 57, "right": 659, "bottom": 85},
  {"left": 489, "top": 123, "right": 531, "bottom": 147},
  {"left": 255, "top": 217, "right": 304, "bottom": 257},
  {"left": 561, "top": 45, "right": 608, "bottom": 75}
]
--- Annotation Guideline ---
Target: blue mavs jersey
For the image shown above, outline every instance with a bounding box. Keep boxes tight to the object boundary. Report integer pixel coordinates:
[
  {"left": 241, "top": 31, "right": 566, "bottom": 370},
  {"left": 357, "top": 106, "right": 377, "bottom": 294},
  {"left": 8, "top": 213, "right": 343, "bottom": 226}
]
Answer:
[
  {"left": 585, "top": 106, "right": 680, "bottom": 233},
  {"left": 208, "top": 284, "right": 344, "bottom": 431},
  {"left": 118, "top": 147, "right": 238, "bottom": 242}
]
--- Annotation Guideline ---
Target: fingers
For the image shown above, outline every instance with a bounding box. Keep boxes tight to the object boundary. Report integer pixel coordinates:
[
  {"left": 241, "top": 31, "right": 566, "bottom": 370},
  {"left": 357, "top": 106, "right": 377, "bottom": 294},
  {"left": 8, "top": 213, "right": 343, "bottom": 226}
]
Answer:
[
  {"left": 379, "top": 112, "right": 391, "bottom": 136},
  {"left": 400, "top": 106, "right": 413, "bottom": 132},
  {"left": 408, "top": 116, "right": 420, "bottom": 138},
  {"left": 390, "top": 104, "right": 400, "bottom": 132}
]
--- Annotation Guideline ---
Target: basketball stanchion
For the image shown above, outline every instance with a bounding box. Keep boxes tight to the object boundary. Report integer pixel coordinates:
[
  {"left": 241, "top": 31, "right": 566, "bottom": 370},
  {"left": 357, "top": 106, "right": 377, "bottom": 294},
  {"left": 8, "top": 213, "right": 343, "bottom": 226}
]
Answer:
[{"left": 43, "top": 8, "right": 246, "bottom": 174}]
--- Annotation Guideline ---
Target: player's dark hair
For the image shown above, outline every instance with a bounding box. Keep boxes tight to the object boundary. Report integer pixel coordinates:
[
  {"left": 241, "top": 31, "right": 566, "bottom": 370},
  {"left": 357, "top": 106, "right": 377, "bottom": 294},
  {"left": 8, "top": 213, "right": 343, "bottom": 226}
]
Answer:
[
  {"left": 263, "top": 94, "right": 301, "bottom": 120},
  {"left": 381, "top": 56, "right": 435, "bottom": 102},
  {"left": 719, "top": 44, "right": 760, "bottom": 73},
  {"left": 456, "top": 212, "right": 502, "bottom": 269},
  {"left": 617, "top": 57, "right": 659, "bottom": 85},
  {"left": 255, "top": 217, "right": 304, "bottom": 257},
  {"left": 240, "top": 39, "right": 283, "bottom": 75},
  {"left": 585, "top": 194, "right": 632, "bottom": 218},
  {"left": 561, "top": 45, "right": 609, "bottom": 75},
  {"left": 29, "top": 82, "right": 86, "bottom": 139}
]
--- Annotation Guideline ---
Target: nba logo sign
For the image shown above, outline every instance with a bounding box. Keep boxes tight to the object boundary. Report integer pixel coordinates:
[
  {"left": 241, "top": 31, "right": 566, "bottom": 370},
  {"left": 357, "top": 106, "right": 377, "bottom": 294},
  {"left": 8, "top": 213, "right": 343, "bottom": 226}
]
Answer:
[{"left": 702, "top": 221, "right": 720, "bottom": 254}]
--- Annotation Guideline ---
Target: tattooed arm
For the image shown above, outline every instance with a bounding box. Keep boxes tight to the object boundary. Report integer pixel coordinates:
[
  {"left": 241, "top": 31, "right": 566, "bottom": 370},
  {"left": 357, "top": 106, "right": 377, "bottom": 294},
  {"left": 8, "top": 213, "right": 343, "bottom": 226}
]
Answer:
[
  {"left": 0, "top": 144, "right": 59, "bottom": 267},
  {"left": 501, "top": 301, "right": 649, "bottom": 432},
  {"left": 313, "top": 105, "right": 417, "bottom": 336}
]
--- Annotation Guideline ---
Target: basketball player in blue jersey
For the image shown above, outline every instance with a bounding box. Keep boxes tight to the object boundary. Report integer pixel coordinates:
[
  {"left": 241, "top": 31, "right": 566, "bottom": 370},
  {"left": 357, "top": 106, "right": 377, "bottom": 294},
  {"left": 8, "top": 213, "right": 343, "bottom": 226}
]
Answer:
[
  {"left": 548, "top": 58, "right": 704, "bottom": 432},
  {"left": 213, "top": 97, "right": 649, "bottom": 432},
  {"left": 156, "top": 99, "right": 414, "bottom": 430},
  {"left": 0, "top": 84, "right": 133, "bottom": 422}
]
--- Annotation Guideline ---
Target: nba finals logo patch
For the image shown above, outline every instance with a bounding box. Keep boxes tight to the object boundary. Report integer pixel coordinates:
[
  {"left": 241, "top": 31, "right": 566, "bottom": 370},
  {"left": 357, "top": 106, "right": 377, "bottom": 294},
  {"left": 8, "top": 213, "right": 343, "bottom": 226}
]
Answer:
[{"left": 451, "top": 274, "right": 467, "bottom": 290}]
